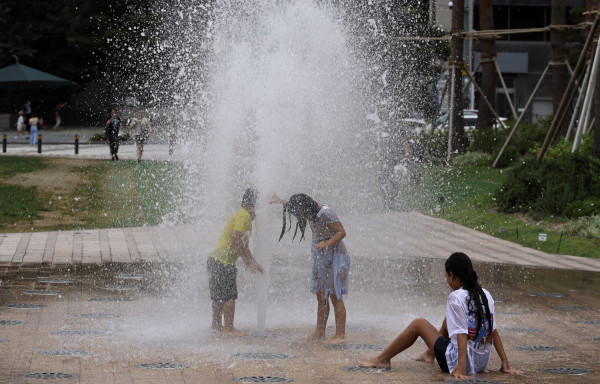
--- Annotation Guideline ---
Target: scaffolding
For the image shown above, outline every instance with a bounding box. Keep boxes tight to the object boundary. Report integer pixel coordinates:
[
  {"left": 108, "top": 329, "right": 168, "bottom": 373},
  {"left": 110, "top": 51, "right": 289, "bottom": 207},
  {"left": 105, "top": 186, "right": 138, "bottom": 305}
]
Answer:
[{"left": 429, "top": 15, "right": 599, "bottom": 165}]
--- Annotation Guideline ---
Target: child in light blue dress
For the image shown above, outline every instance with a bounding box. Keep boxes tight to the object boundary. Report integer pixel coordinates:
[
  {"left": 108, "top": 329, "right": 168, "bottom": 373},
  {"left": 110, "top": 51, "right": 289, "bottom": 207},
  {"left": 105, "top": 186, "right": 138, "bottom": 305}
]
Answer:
[{"left": 272, "top": 193, "right": 350, "bottom": 344}]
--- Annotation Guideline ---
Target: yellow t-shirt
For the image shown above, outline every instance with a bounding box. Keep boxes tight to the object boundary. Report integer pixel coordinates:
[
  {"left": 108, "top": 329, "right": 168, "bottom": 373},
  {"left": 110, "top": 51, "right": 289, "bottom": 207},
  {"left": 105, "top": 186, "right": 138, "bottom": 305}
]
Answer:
[{"left": 209, "top": 208, "right": 252, "bottom": 265}]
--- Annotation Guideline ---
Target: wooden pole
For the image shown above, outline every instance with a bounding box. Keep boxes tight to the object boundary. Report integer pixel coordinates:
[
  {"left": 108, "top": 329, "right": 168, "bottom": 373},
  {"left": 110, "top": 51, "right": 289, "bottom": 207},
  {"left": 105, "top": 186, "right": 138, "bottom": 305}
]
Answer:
[
  {"left": 538, "top": 15, "right": 600, "bottom": 161},
  {"left": 494, "top": 59, "right": 519, "bottom": 119},
  {"left": 565, "top": 60, "right": 591, "bottom": 141},
  {"left": 464, "top": 69, "right": 508, "bottom": 130},
  {"left": 493, "top": 63, "right": 551, "bottom": 167},
  {"left": 573, "top": 37, "right": 600, "bottom": 152}
]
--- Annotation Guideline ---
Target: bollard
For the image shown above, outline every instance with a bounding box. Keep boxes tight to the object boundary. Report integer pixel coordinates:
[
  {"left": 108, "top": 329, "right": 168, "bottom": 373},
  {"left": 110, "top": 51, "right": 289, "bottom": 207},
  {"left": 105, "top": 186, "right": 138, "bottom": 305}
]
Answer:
[
  {"left": 37, "top": 134, "right": 42, "bottom": 154},
  {"left": 2, "top": 134, "right": 6, "bottom": 153},
  {"left": 74, "top": 135, "right": 79, "bottom": 155}
]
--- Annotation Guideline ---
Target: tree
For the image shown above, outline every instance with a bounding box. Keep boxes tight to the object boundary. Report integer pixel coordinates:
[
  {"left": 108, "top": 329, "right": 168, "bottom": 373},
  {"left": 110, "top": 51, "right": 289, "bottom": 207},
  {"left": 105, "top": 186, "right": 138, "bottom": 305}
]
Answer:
[
  {"left": 551, "top": 0, "right": 569, "bottom": 136},
  {"left": 449, "top": 0, "right": 466, "bottom": 157},
  {"left": 474, "top": 0, "right": 496, "bottom": 152}
]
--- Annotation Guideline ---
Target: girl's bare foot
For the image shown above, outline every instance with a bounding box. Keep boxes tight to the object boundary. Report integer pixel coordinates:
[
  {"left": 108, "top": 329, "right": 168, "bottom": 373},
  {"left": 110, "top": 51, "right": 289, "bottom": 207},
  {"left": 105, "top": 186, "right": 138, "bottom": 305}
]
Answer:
[
  {"left": 415, "top": 350, "right": 435, "bottom": 363},
  {"left": 324, "top": 335, "right": 347, "bottom": 344},
  {"left": 358, "top": 357, "right": 391, "bottom": 369},
  {"left": 306, "top": 332, "right": 325, "bottom": 342},
  {"left": 211, "top": 324, "right": 224, "bottom": 333},
  {"left": 223, "top": 328, "right": 248, "bottom": 337}
]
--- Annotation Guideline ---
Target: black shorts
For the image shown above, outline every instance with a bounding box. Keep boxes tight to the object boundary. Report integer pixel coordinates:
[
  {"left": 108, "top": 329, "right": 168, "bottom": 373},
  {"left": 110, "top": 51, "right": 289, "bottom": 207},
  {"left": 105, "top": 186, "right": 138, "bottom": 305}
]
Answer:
[
  {"left": 207, "top": 257, "right": 237, "bottom": 302},
  {"left": 433, "top": 336, "right": 450, "bottom": 373}
]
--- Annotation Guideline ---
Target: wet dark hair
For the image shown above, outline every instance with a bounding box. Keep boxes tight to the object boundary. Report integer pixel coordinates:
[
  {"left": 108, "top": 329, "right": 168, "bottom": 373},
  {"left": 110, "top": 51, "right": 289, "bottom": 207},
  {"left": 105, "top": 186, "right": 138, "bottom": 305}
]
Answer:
[
  {"left": 445, "top": 252, "right": 493, "bottom": 339},
  {"left": 242, "top": 187, "right": 258, "bottom": 208},
  {"left": 279, "top": 193, "right": 319, "bottom": 242}
]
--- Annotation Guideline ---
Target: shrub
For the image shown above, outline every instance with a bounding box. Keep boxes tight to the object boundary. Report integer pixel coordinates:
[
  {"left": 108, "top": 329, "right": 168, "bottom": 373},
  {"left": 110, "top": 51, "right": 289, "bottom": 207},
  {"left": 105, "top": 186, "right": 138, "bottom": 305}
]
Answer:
[
  {"left": 495, "top": 153, "right": 600, "bottom": 216},
  {"left": 564, "top": 215, "right": 600, "bottom": 238},
  {"left": 563, "top": 198, "right": 600, "bottom": 218}
]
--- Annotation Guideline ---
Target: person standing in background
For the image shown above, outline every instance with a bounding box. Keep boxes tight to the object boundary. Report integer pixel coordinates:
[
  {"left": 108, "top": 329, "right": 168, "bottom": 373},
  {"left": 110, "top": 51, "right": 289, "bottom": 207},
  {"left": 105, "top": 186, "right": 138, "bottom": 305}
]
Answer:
[
  {"left": 105, "top": 109, "right": 122, "bottom": 160},
  {"left": 128, "top": 109, "right": 153, "bottom": 163},
  {"left": 53, "top": 101, "right": 68, "bottom": 130},
  {"left": 28, "top": 114, "right": 39, "bottom": 145}
]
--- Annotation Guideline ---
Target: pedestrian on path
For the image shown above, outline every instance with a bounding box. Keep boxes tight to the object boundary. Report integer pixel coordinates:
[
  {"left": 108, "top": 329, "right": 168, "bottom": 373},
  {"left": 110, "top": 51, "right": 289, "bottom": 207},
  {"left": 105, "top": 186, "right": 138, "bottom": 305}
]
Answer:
[
  {"left": 53, "top": 101, "right": 68, "bottom": 130},
  {"left": 28, "top": 114, "right": 39, "bottom": 145},
  {"left": 270, "top": 193, "right": 350, "bottom": 344},
  {"left": 15, "top": 111, "right": 25, "bottom": 139},
  {"left": 358, "top": 252, "right": 522, "bottom": 380},
  {"left": 105, "top": 109, "right": 122, "bottom": 160},
  {"left": 128, "top": 109, "right": 152, "bottom": 162},
  {"left": 207, "top": 188, "right": 264, "bottom": 336}
]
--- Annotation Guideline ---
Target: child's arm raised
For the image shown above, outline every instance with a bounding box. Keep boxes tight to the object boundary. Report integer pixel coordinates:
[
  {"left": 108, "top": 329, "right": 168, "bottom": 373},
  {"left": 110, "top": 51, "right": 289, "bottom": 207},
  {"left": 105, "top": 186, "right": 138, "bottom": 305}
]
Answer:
[
  {"left": 492, "top": 330, "right": 522, "bottom": 374},
  {"left": 450, "top": 334, "right": 470, "bottom": 379}
]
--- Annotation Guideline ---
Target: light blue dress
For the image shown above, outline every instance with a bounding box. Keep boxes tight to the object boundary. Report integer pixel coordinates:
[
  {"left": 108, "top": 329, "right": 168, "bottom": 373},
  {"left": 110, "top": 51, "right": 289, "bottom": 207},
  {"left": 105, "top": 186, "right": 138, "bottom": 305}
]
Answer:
[{"left": 309, "top": 206, "right": 350, "bottom": 300}]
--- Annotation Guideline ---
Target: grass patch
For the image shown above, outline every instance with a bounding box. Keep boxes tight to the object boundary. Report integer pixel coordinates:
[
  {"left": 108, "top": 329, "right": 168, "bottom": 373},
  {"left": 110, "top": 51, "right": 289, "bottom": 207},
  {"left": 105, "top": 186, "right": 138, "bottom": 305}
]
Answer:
[
  {"left": 71, "top": 159, "right": 186, "bottom": 229},
  {"left": 0, "top": 157, "right": 47, "bottom": 180},
  {"left": 0, "top": 184, "right": 47, "bottom": 231},
  {"left": 399, "top": 165, "right": 599, "bottom": 258},
  {"left": 0, "top": 157, "right": 49, "bottom": 231}
]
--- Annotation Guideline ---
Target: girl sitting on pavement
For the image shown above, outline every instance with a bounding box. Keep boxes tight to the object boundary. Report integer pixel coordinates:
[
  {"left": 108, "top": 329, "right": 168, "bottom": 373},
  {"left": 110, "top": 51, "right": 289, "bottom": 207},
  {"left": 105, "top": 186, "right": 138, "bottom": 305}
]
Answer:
[{"left": 359, "top": 252, "right": 522, "bottom": 380}]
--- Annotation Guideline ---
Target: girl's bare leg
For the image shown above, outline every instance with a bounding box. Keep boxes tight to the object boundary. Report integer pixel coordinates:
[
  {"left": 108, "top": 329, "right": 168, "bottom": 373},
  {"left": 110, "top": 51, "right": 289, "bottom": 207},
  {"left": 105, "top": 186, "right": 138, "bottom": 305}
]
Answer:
[
  {"left": 359, "top": 318, "right": 441, "bottom": 369},
  {"left": 307, "top": 291, "right": 329, "bottom": 341},
  {"left": 325, "top": 294, "right": 346, "bottom": 344},
  {"left": 415, "top": 317, "right": 447, "bottom": 363}
]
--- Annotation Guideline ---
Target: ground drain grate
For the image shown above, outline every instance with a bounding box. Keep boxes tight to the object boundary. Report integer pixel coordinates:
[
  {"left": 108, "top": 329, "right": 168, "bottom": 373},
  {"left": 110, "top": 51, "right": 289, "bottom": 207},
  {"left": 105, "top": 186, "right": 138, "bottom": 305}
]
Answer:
[
  {"left": 23, "top": 290, "right": 62, "bottom": 296},
  {"left": 501, "top": 327, "right": 543, "bottom": 333},
  {"left": 516, "top": 345, "right": 565, "bottom": 351},
  {"left": 75, "top": 313, "right": 120, "bottom": 319},
  {"left": 552, "top": 305, "right": 590, "bottom": 311},
  {"left": 230, "top": 352, "right": 294, "bottom": 360},
  {"left": 20, "top": 372, "right": 78, "bottom": 380},
  {"left": 114, "top": 273, "right": 148, "bottom": 280},
  {"left": 574, "top": 320, "right": 600, "bottom": 324},
  {"left": 340, "top": 366, "right": 394, "bottom": 373},
  {"left": 447, "top": 380, "right": 504, "bottom": 384},
  {"left": 4, "top": 303, "right": 46, "bottom": 309},
  {"left": 595, "top": 337, "right": 600, "bottom": 341},
  {"left": 136, "top": 362, "right": 190, "bottom": 369},
  {"left": 88, "top": 297, "right": 133, "bottom": 302},
  {"left": 37, "top": 278, "right": 76, "bottom": 284},
  {"left": 325, "top": 343, "right": 384, "bottom": 351},
  {"left": 41, "top": 349, "right": 92, "bottom": 357},
  {"left": 102, "top": 285, "right": 138, "bottom": 291},
  {"left": 52, "top": 330, "right": 107, "bottom": 336},
  {"left": 539, "top": 367, "right": 593, "bottom": 375},
  {"left": 233, "top": 376, "right": 292, "bottom": 383},
  {"left": 0, "top": 320, "right": 25, "bottom": 325},
  {"left": 529, "top": 292, "right": 566, "bottom": 297}
]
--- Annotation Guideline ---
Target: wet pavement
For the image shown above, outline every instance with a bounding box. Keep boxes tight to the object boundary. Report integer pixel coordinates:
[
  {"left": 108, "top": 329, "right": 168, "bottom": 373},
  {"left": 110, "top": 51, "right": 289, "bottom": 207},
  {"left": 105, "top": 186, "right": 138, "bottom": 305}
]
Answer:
[
  {"left": 1, "top": 246, "right": 599, "bottom": 383},
  {"left": 2, "top": 127, "right": 599, "bottom": 383}
]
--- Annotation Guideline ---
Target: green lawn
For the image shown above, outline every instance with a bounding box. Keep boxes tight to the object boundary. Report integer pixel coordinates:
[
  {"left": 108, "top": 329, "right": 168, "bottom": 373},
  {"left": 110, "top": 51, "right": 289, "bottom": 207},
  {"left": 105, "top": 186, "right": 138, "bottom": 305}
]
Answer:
[
  {"left": 399, "top": 165, "right": 599, "bottom": 258},
  {"left": 0, "top": 157, "right": 48, "bottom": 231}
]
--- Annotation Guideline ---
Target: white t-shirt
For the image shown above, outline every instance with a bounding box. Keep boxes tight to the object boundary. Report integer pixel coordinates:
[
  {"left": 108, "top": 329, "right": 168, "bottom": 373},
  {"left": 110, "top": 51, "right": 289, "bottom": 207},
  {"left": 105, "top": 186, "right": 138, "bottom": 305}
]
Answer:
[
  {"left": 445, "top": 288, "right": 496, "bottom": 375},
  {"left": 17, "top": 116, "right": 24, "bottom": 130}
]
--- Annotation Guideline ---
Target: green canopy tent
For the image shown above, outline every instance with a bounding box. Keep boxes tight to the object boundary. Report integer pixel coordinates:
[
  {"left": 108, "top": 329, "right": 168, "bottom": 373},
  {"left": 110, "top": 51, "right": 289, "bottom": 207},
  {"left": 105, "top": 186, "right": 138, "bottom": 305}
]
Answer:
[{"left": 0, "top": 63, "right": 77, "bottom": 89}]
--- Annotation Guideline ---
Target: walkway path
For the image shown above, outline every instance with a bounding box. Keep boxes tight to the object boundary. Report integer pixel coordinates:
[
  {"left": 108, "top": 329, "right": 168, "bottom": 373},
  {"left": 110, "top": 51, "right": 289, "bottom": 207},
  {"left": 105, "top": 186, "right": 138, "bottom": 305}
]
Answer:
[{"left": 1, "top": 211, "right": 599, "bottom": 272}]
